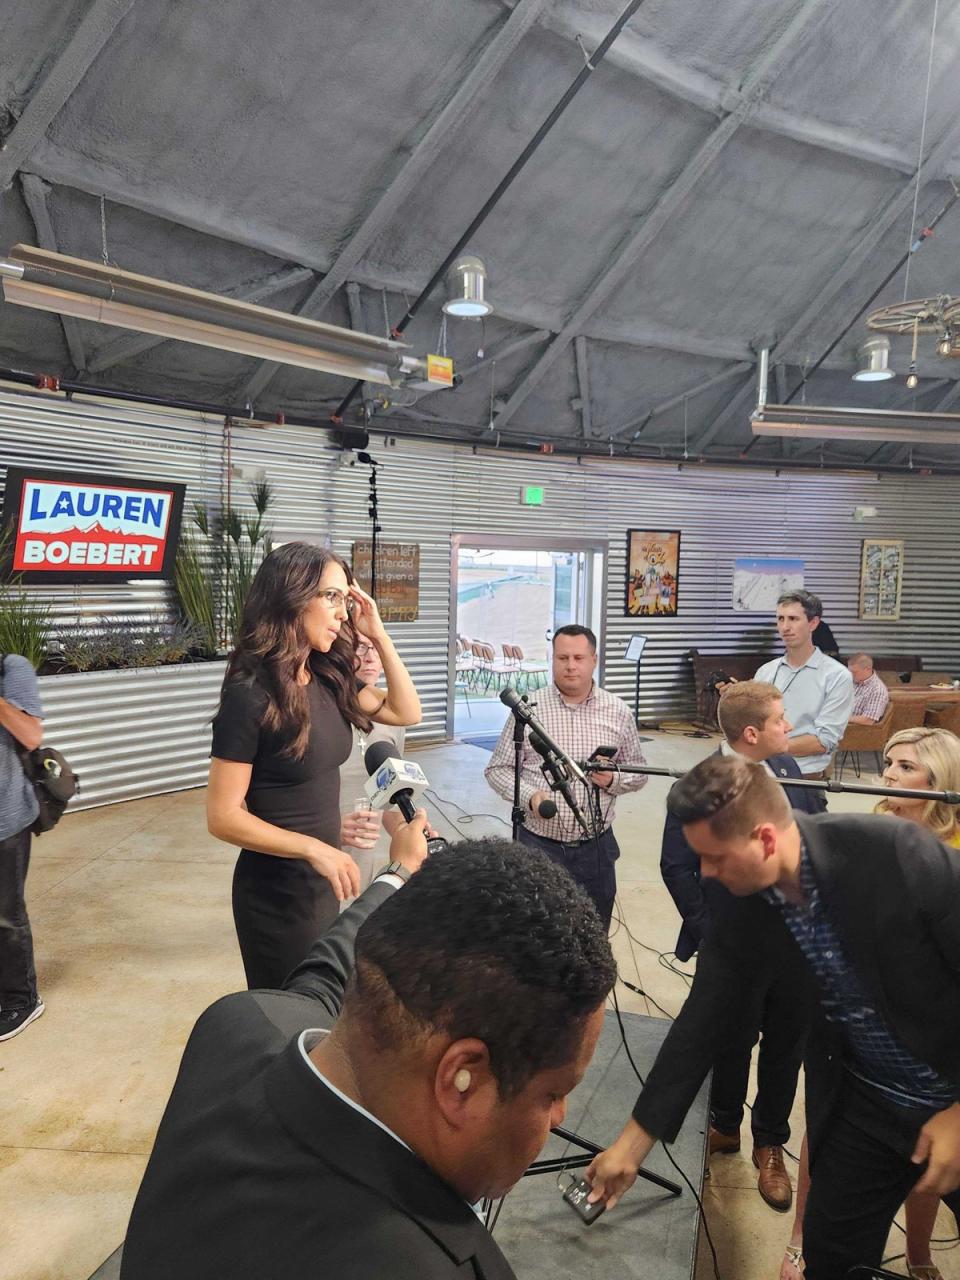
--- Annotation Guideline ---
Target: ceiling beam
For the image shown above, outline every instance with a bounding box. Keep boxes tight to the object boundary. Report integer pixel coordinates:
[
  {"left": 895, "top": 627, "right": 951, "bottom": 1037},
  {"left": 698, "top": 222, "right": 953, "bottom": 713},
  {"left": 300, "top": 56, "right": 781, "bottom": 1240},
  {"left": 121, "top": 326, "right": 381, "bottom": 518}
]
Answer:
[
  {"left": 694, "top": 371, "right": 760, "bottom": 451},
  {"left": 609, "top": 362, "right": 752, "bottom": 440},
  {"left": 19, "top": 152, "right": 960, "bottom": 382},
  {"left": 85, "top": 265, "right": 315, "bottom": 372},
  {"left": 493, "top": 0, "right": 832, "bottom": 429},
  {"left": 573, "top": 336, "right": 592, "bottom": 438},
  {"left": 694, "top": 121, "right": 960, "bottom": 450},
  {"left": 533, "top": 4, "right": 918, "bottom": 175},
  {"left": 18, "top": 174, "right": 87, "bottom": 371},
  {"left": 452, "top": 329, "right": 550, "bottom": 382},
  {"left": 771, "top": 127, "right": 960, "bottom": 365},
  {"left": 0, "top": 0, "right": 136, "bottom": 191},
  {"left": 236, "top": 0, "right": 552, "bottom": 406}
]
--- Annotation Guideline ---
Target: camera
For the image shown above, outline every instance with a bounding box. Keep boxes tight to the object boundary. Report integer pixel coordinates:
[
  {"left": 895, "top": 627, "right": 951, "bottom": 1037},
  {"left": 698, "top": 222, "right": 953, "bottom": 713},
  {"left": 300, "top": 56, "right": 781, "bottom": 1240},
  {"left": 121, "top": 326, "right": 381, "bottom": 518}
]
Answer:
[{"left": 703, "top": 669, "right": 733, "bottom": 693}]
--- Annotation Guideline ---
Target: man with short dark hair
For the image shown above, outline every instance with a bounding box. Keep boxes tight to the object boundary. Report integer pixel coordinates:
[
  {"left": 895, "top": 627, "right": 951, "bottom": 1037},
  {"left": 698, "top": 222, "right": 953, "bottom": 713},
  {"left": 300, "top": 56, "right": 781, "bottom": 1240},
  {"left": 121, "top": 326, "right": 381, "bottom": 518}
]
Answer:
[
  {"left": 121, "top": 833, "right": 617, "bottom": 1280},
  {"left": 755, "top": 591, "right": 853, "bottom": 781},
  {"left": 485, "top": 624, "right": 649, "bottom": 928},
  {"left": 589, "top": 753, "right": 960, "bottom": 1280},
  {"left": 847, "top": 652, "right": 891, "bottom": 726},
  {"left": 660, "top": 681, "right": 821, "bottom": 1211}
]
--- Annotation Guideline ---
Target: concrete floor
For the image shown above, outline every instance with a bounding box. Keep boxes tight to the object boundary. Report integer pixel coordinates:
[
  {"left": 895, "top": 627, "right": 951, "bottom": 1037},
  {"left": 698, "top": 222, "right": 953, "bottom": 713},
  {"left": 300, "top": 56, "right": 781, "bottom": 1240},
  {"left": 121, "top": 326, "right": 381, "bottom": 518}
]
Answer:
[{"left": 4, "top": 730, "right": 958, "bottom": 1279}]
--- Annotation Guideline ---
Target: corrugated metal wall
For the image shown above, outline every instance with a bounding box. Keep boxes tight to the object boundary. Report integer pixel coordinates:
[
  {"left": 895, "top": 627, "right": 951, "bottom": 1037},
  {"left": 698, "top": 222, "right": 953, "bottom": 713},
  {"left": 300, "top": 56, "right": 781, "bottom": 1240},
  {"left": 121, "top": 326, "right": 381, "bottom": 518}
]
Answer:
[
  {"left": 40, "top": 661, "right": 226, "bottom": 808},
  {"left": 3, "top": 385, "right": 960, "bottom": 811}
]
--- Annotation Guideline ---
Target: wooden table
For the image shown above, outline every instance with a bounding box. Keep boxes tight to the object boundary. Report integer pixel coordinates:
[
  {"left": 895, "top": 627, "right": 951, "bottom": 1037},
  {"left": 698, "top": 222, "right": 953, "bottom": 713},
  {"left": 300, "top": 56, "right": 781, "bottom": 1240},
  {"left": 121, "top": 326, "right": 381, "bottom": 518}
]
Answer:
[{"left": 887, "top": 686, "right": 960, "bottom": 734}]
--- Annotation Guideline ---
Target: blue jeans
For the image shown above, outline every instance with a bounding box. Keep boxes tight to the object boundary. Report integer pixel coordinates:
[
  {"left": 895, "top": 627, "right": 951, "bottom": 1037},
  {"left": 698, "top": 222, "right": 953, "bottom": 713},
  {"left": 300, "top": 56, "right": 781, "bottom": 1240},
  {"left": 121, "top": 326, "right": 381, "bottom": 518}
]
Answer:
[
  {"left": 516, "top": 825, "right": 618, "bottom": 929},
  {"left": 0, "top": 824, "right": 37, "bottom": 1010}
]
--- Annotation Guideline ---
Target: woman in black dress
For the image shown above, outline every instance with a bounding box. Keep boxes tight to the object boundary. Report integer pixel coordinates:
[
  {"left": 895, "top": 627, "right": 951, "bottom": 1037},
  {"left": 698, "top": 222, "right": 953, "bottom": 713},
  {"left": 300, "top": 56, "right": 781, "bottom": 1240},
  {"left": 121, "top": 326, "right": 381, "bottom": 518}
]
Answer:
[{"left": 207, "top": 542, "right": 421, "bottom": 988}]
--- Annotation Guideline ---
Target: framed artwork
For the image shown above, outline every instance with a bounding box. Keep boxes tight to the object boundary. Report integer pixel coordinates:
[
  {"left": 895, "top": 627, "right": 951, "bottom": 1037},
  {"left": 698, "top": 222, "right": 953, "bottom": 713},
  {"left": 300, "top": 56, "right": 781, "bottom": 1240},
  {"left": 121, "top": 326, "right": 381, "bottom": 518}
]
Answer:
[
  {"left": 625, "top": 529, "right": 680, "bottom": 617},
  {"left": 859, "top": 539, "right": 903, "bottom": 620},
  {"left": 732, "top": 556, "right": 804, "bottom": 613}
]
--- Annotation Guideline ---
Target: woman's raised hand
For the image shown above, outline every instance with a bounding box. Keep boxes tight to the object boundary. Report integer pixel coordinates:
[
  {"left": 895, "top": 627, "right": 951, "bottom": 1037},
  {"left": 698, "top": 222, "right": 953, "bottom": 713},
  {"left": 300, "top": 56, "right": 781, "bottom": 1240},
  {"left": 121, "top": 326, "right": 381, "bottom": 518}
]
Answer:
[{"left": 348, "top": 583, "right": 387, "bottom": 644}]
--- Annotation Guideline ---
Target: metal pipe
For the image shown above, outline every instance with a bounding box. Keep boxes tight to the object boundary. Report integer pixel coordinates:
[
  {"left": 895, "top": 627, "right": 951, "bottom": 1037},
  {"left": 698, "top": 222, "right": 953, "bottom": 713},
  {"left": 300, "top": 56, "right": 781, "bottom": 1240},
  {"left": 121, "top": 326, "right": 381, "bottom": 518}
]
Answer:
[
  {"left": 2, "top": 364, "right": 958, "bottom": 475},
  {"left": 755, "top": 346, "right": 770, "bottom": 414}
]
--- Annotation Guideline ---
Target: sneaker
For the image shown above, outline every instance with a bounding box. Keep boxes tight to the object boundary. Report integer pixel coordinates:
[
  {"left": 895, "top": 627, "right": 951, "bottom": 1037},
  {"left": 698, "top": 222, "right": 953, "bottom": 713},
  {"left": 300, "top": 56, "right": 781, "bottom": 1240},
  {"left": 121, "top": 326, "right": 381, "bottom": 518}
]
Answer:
[{"left": 0, "top": 999, "right": 45, "bottom": 1041}]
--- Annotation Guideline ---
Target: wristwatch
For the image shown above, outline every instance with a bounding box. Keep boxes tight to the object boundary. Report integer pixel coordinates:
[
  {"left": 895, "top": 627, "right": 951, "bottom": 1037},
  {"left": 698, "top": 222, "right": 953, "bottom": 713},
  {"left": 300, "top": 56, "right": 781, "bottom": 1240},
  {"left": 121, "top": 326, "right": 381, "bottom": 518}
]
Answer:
[{"left": 376, "top": 859, "right": 412, "bottom": 884}]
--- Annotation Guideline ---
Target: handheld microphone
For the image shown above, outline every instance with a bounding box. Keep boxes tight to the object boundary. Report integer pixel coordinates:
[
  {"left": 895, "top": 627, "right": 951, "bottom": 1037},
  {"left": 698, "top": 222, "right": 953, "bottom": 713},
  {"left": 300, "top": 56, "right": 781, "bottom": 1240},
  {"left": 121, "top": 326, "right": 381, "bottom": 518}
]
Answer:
[
  {"left": 363, "top": 741, "right": 449, "bottom": 853},
  {"left": 536, "top": 797, "right": 558, "bottom": 819},
  {"left": 529, "top": 733, "right": 591, "bottom": 837},
  {"left": 499, "top": 687, "right": 588, "bottom": 785}
]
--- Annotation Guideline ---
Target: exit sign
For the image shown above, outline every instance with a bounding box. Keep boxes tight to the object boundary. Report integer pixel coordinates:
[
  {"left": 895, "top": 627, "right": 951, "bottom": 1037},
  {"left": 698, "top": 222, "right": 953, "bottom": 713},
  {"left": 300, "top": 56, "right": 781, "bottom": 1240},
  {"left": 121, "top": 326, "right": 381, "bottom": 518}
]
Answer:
[{"left": 520, "top": 485, "right": 544, "bottom": 506}]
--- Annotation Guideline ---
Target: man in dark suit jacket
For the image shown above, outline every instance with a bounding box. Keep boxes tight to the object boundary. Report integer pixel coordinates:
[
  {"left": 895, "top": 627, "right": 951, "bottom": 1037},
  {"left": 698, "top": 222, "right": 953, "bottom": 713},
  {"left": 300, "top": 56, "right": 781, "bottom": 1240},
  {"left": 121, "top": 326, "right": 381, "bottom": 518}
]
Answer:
[
  {"left": 590, "top": 754, "right": 960, "bottom": 1280},
  {"left": 660, "top": 681, "right": 822, "bottom": 1212},
  {"left": 121, "top": 832, "right": 617, "bottom": 1280}
]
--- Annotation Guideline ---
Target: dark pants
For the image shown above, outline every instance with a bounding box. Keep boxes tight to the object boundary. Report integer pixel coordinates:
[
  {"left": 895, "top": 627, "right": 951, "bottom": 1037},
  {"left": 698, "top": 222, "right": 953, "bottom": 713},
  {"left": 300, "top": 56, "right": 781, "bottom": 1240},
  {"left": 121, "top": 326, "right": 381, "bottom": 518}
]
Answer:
[
  {"left": 232, "top": 850, "right": 339, "bottom": 990},
  {"left": 804, "top": 1074, "right": 960, "bottom": 1280},
  {"left": 711, "top": 965, "right": 807, "bottom": 1148},
  {"left": 0, "top": 824, "right": 37, "bottom": 1011},
  {"left": 517, "top": 825, "right": 618, "bottom": 929}
]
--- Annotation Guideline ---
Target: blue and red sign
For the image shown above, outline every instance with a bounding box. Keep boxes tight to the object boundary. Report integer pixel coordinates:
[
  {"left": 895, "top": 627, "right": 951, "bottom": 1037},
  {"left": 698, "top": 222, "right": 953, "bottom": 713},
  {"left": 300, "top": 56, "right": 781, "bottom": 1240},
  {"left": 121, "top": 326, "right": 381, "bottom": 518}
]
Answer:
[{"left": 1, "top": 467, "right": 185, "bottom": 582}]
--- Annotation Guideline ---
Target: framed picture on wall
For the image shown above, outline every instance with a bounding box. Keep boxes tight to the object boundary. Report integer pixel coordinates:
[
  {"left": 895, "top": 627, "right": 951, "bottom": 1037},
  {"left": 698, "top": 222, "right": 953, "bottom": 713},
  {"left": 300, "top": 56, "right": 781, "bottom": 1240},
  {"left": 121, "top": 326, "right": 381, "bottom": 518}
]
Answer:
[
  {"left": 625, "top": 529, "right": 680, "bottom": 617},
  {"left": 859, "top": 538, "right": 904, "bottom": 620}
]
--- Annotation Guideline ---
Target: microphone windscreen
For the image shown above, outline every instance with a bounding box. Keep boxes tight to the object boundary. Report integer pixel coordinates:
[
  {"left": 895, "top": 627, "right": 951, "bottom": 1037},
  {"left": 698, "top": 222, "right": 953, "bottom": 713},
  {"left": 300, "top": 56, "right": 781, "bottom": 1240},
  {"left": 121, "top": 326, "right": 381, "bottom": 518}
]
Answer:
[
  {"left": 363, "top": 739, "right": 395, "bottom": 776},
  {"left": 499, "top": 686, "right": 523, "bottom": 709},
  {"left": 537, "top": 798, "right": 558, "bottom": 819}
]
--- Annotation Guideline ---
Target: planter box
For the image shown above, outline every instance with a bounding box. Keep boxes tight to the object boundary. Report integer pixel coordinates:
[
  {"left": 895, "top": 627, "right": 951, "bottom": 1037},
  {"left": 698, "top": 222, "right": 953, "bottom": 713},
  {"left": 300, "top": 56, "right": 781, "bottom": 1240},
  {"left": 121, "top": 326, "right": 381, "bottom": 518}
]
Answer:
[{"left": 38, "top": 661, "right": 228, "bottom": 810}]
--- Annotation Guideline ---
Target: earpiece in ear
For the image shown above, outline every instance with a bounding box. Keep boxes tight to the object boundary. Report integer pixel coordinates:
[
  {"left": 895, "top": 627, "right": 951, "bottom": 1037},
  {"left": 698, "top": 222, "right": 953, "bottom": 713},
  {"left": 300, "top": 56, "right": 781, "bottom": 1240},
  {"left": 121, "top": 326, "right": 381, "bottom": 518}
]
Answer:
[{"left": 454, "top": 1069, "right": 472, "bottom": 1093}]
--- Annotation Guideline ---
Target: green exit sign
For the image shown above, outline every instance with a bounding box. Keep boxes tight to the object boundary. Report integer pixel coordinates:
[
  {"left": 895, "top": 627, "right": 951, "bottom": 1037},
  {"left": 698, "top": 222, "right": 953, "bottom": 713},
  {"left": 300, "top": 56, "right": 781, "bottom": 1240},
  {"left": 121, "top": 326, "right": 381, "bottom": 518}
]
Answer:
[{"left": 520, "top": 485, "right": 544, "bottom": 506}]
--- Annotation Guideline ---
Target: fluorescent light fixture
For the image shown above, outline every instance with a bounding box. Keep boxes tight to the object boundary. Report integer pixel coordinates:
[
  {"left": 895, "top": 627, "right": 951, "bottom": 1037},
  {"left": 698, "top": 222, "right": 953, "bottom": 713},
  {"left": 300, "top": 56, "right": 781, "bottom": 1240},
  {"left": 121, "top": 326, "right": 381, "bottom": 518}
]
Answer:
[
  {"left": 751, "top": 409, "right": 960, "bottom": 445},
  {"left": 0, "top": 245, "right": 450, "bottom": 388},
  {"left": 852, "top": 335, "right": 895, "bottom": 382},
  {"left": 443, "top": 254, "right": 493, "bottom": 317}
]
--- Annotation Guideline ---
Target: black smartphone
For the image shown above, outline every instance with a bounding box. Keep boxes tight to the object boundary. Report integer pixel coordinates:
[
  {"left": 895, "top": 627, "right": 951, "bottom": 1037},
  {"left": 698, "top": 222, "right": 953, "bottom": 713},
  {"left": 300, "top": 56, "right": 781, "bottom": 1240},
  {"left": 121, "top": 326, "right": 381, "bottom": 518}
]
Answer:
[{"left": 590, "top": 745, "right": 618, "bottom": 760}]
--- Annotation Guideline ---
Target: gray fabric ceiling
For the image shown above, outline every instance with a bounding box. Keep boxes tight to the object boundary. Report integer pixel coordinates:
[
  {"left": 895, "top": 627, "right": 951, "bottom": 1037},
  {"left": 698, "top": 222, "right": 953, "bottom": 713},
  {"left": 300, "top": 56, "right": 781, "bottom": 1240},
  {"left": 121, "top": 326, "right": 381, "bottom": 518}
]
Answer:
[{"left": 1, "top": 0, "right": 959, "bottom": 467}]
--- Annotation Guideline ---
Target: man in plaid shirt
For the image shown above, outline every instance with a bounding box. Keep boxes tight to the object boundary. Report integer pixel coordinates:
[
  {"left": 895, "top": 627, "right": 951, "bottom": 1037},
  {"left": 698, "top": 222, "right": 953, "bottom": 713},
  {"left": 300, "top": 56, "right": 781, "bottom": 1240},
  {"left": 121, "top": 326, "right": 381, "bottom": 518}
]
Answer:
[
  {"left": 847, "top": 652, "right": 891, "bottom": 726},
  {"left": 485, "top": 625, "right": 648, "bottom": 929}
]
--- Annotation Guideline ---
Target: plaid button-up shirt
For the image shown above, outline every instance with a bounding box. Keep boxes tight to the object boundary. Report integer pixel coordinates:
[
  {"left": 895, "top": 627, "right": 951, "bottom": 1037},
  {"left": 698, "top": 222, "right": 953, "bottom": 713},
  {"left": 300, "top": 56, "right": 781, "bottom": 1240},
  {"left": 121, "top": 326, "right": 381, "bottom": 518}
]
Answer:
[
  {"left": 485, "top": 681, "right": 648, "bottom": 842},
  {"left": 852, "top": 671, "right": 891, "bottom": 722}
]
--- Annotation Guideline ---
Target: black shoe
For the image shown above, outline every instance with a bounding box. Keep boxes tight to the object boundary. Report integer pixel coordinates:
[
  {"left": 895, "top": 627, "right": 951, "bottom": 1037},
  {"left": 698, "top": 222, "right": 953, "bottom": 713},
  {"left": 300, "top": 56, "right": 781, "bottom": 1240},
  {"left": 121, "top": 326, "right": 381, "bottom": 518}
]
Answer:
[{"left": 0, "top": 999, "right": 45, "bottom": 1041}]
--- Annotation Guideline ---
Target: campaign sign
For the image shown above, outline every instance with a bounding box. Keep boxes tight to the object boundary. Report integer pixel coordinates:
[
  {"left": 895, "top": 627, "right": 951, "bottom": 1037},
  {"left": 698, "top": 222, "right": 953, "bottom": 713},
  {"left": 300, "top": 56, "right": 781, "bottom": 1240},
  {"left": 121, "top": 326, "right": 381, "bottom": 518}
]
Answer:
[{"left": 1, "top": 467, "right": 186, "bottom": 583}]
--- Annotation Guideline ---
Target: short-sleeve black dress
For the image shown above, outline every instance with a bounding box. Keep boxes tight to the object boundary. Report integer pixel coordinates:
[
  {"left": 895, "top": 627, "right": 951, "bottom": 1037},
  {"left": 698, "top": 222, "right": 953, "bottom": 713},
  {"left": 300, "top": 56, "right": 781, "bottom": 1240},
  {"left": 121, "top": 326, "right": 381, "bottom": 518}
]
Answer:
[{"left": 211, "top": 674, "right": 353, "bottom": 989}]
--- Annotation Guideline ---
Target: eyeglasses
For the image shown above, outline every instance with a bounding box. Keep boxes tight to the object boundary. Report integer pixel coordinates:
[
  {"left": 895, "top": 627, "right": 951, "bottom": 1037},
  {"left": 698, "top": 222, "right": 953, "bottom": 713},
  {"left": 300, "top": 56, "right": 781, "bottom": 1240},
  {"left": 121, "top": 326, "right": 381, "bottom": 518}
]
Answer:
[
  {"left": 318, "top": 589, "right": 357, "bottom": 614},
  {"left": 355, "top": 642, "right": 376, "bottom": 657}
]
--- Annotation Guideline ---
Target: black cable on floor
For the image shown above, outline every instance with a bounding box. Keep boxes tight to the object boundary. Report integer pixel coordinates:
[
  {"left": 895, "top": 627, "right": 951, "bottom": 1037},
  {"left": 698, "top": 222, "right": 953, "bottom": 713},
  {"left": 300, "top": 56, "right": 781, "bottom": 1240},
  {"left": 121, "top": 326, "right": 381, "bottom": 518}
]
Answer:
[{"left": 611, "top": 988, "right": 723, "bottom": 1280}]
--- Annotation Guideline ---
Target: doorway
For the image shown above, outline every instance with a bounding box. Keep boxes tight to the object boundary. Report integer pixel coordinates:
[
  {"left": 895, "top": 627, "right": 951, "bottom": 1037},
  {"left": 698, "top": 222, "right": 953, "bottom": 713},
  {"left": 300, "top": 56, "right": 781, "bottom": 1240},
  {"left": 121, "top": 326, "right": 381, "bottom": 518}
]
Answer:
[{"left": 449, "top": 534, "right": 607, "bottom": 741}]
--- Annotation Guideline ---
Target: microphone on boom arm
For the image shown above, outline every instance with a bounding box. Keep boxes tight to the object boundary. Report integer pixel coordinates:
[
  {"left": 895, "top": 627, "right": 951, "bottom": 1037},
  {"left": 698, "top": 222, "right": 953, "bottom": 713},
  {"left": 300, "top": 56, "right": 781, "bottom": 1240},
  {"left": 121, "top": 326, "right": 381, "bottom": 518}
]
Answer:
[
  {"left": 528, "top": 732, "right": 591, "bottom": 838},
  {"left": 499, "top": 687, "right": 588, "bottom": 785}
]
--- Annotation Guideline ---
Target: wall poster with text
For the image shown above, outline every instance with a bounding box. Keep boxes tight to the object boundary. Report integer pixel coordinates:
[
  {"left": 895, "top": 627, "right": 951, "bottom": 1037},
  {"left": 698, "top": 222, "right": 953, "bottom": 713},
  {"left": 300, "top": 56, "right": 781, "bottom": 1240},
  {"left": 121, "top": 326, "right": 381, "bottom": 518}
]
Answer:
[{"left": 625, "top": 529, "right": 680, "bottom": 617}]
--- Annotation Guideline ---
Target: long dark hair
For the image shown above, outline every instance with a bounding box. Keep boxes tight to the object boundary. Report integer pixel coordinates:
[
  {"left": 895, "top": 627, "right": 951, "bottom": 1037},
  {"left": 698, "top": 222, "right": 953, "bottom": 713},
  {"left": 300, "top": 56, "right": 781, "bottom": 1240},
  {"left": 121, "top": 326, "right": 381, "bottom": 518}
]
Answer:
[{"left": 223, "top": 542, "right": 372, "bottom": 759}]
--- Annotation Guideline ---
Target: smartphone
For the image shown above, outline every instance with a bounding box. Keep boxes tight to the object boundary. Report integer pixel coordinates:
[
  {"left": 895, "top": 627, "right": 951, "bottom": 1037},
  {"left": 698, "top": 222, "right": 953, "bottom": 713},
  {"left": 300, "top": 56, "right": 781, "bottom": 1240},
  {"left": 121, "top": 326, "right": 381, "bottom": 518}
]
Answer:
[{"left": 590, "top": 745, "right": 618, "bottom": 760}]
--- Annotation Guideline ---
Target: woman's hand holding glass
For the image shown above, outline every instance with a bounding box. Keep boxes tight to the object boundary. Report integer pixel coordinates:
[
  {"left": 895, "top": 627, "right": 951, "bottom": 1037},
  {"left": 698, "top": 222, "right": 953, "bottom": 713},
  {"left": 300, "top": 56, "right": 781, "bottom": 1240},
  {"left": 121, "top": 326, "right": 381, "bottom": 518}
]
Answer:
[{"left": 340, "top": 798, "right": 383, "bottom": 850}]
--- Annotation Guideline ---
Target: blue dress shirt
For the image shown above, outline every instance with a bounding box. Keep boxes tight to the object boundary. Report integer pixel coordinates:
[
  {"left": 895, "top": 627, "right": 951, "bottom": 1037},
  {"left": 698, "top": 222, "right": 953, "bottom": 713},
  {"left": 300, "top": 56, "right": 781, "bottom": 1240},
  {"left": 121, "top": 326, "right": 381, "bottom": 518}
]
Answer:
[{"left": 755, "top": 647, "right": 853, "bottom": 775}]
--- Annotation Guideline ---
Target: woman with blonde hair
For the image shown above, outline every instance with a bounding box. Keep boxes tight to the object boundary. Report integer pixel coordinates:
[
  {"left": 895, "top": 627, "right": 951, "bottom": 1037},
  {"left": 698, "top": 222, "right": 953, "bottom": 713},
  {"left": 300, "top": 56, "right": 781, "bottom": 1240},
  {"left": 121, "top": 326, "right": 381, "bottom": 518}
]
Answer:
[
  {"left": 781, "top": 725, "right": 960, "bottom": 1280},
  {"left": 875, "top": 725, "right": 960, "bottom": 848}
]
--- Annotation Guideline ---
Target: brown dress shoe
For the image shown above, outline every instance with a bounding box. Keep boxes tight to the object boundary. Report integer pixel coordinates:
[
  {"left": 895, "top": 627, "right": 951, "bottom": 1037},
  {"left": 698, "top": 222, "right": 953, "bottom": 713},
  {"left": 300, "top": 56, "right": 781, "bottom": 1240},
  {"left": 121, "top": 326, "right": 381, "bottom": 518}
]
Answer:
[
  {"left": 708, "top": 1126, "right": 741, "bottom": 1155},
  {"left": 752, "top": 1145, "right": 793, "bottom": 1211}
]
